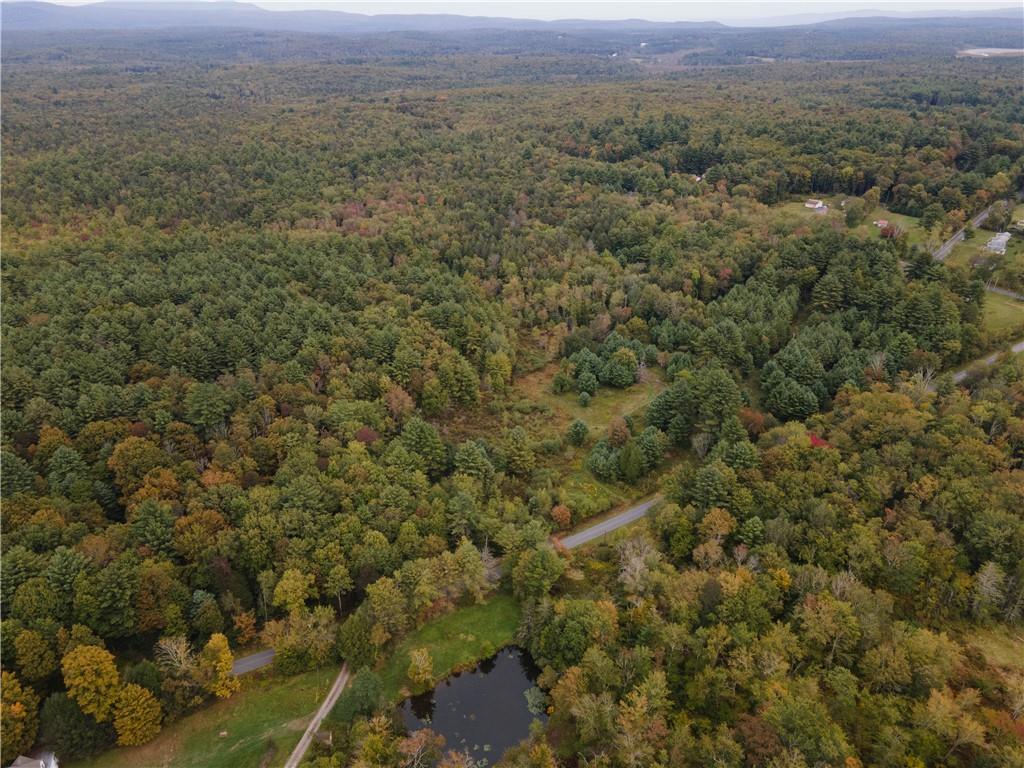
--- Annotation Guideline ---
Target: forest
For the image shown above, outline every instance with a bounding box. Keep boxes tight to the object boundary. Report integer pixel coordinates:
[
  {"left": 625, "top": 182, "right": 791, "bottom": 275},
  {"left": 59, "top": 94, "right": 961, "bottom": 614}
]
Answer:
[{"left": 2, "top": 16, "right": 1023, "bottom": 768}]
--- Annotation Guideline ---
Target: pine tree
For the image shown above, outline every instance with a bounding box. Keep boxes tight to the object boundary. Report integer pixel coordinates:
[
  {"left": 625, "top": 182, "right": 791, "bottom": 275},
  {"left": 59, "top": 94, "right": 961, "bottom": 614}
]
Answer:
[
  {"left": 504, "top": 426, "right": 536, "bottom": 477},
  {"left": 400, "top": 417, "right": 448, "bottom": 478},
  {"left": 618, "top": 440, "right": 646, "bottom": 484},
  {"left": 567, "top": 420, "right": 589, "bottom": 446}
]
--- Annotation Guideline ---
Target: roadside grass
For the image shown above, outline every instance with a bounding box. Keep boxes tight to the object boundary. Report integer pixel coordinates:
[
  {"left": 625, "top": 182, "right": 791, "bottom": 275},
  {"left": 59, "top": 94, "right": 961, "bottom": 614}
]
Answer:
[
  {"left": 356, "top": 593, "right": 521, "bottom": 709},
  {"left": 991, "top": 233, "right": 1024, "bottom": 292},
  {"left": 943, "top": 234, "right": 1024, "bottom": 296},
  {"left": 555, "top": 467, "right": 631, "bottom": 520},
  {"left": 71, "top": 667, "right": 337, "bottom": 768},
  {"left": 983, "top": 291, "right": 1024, "bottom": 334},
  {"left": 944, "top": 240, "right": 984, "bottom": 270}
]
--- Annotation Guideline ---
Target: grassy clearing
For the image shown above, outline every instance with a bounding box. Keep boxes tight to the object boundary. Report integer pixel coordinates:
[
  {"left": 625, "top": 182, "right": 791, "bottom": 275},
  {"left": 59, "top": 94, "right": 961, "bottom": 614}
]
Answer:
[
  {"left": 72, "top": 667, "right": 337, "bottom": 768},
  {"left": 776, "top": 199, "right": 838, "bottom": 223},
  {"left": 510, "top": 365, "right": 672, "bottom": 523},
  {"left": 370, "top": 593, "right": 521, "bottom": 705},
  {"left": 983, "top": 291, "right": 1024, "bottom": 334},
  {"left": 966, "top": 626, "right": 1024, "bottom": 673},
  {"left": 515, "top": 365, "right": 668, "bottom": 435},
  {"left": 555, "top": 467, "right": 632, "bottom": 517},
  {"left": 777, "top": 198, "right": 929, "bottom": 247}
]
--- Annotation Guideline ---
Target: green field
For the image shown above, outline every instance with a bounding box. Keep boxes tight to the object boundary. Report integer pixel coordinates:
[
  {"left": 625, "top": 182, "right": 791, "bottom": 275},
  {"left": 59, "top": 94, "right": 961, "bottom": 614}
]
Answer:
[
  {"left": 72, "top": 667, "right": 337, "bottom": 768},
  {"left": 777, "top": 197, "right": 930, "bottom": 247},
  {"left": 371, "top": 593, "right": 521, "bottom": 705},
  {"left": 983, "top": 291, "right": 1024, "bottom": 334}
]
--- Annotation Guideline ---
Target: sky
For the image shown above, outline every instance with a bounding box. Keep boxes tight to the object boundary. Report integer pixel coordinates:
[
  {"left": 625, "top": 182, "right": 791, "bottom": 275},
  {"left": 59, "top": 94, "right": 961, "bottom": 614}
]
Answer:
[{"left": 23, "top": 0, "right": 1017, "bottom": 24}]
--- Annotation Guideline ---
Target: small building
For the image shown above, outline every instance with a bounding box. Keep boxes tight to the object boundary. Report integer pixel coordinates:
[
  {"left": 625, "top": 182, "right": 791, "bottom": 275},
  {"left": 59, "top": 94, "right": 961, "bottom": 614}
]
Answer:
[
  {"left": 986, "top": 232, "right": 1011, "bottom": 255},
  {"left": 11, "top": 754, "right": 58, "bottom": 768},
  {"left": 804, "top": 199, "right": 825, "bottom": 209},
  {"left": 873, "top": 219, "right": 890, "bottom": 228}
]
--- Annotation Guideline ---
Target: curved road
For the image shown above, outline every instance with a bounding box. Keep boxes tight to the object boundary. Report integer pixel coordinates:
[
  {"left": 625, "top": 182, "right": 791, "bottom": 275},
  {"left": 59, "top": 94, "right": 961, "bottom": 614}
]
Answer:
[
  {"left": 985, "top": 284, "right": 1024, "bottom": 302},
  {"left": 952, "top": 338, "right": 1024, "bottom": 383},
  {"left": 233, "top": 197, "right": 1024, "bottom": 681},
  {"left": 232, "top": 495, "right": 667, "bottom": 677},
  {"left": 930, "top": 196, "right": 1024, "bottom": 301}
]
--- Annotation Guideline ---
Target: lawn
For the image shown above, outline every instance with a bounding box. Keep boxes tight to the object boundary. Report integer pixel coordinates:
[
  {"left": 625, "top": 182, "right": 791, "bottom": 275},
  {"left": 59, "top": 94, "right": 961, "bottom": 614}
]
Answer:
[
  {"left": 72, "top": 667, "right": 337, "bottom": 768},
  {"left": 983, "top": 291, "right": 1024, "bottom": 334},
  {"left": 331, "top": 593, "right": 521, "bottom": 713}
]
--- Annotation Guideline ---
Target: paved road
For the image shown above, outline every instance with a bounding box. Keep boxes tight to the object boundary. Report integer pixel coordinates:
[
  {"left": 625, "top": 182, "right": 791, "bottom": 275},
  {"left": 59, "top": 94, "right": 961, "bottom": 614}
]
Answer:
[
  {"left": 231, "top": 648, "right": 276, "bottom": 675},
  {"left": 952, "top": 338, "right": 1024, "bottom": 383},
  {"left": 933, "top": 205, "right": 992, "bottom": 262},
  {"left": 558, "top": 495, "right": 663, "bottom": 550},
  {"left": 283, "top": 664, "right": 351, "bottom": 768},
  {"left": 985, "top": 283, "right": 1024, "bottom": 302}
]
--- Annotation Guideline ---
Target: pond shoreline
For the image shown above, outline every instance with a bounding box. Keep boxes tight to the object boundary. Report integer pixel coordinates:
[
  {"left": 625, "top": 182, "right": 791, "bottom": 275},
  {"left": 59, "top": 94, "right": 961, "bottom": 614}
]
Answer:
[{"left": 399, "top": 645, "right": 546, "bottom": 764}]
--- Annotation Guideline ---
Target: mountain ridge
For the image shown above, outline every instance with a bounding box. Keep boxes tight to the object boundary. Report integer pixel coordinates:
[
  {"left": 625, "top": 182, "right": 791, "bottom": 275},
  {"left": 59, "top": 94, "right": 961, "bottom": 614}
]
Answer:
[{"left": 4, "top": 0, "right": 1020, "bottom": 35}]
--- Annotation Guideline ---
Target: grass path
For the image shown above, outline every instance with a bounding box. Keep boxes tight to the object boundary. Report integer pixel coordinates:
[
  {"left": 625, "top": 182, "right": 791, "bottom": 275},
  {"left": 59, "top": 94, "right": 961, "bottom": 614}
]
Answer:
[{"left": 71, "top": 667, "right": 337, "bottom": 768}]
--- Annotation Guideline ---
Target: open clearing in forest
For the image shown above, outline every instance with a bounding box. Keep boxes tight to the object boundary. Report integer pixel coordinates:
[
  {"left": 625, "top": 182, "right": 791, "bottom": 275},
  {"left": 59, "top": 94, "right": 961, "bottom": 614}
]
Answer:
[
  {"left": 983, "top": 291, "right": 1024, "bottom": 334},
  {"left": 968, "top": 626, "right": 1024, "bottom": 673},
  {"left": 515, "top": 364, "right": 668, "bottom": 435},
  {"left": 71, "top": 667, "right": 336, "bottom": 768},
  {"left": 778, "top": 198, "right": 930, "bottom": 247},
  {"left": 512, "top": 365, "right": 672, "bottom": 524}
]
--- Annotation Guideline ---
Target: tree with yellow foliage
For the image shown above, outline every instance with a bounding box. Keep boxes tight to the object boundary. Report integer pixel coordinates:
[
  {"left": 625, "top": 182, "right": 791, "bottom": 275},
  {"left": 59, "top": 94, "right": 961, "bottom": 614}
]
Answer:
[
  {"left": 113, "top": 683, "right": 163, "bottom": 746},
  {"left": 407, "top": 647, "right": 434, "bottom": 687},
  {"left": 197, "top": 632, "right": 240, "bottom": 699},
  {"left": 1, "top": 671, "right": 40, "bottom": 764},
  {"left": 62, "top": 644, "right": 121, "bottom": 722}
]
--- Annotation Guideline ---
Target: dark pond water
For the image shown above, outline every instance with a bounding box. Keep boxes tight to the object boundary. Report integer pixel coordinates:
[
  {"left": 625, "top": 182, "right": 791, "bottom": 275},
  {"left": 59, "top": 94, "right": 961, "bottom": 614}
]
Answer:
[{"left": 399, "top": 646, "right": 546, "bottom": 763}]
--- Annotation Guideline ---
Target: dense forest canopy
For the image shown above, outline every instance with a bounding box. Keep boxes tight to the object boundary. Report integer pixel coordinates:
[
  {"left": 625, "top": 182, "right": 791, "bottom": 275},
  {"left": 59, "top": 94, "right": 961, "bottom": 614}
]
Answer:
[{"left": 1, "top": 15, "right": 1023, "bottom": 768}]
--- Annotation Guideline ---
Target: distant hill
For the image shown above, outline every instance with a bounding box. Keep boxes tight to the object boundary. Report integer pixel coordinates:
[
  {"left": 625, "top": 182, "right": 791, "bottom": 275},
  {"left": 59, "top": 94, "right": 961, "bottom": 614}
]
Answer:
[
  {"left": 0, "top": 1, "right": 726, "bottom": 34},
  {"left": 4, "top": 0, "right": 1021, "bottom": 36}
]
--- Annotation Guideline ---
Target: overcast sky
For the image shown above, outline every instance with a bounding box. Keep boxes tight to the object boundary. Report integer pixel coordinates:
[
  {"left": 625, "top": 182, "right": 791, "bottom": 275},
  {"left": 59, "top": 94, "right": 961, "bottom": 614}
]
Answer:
[{"left": 28, "top": 0, "right": 1018, "bottom": 22}]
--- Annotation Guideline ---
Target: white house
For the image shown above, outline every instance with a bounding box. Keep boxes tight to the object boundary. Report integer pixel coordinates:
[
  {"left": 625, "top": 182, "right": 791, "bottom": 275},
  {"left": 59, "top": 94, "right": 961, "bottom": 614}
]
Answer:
[
  {"left": 804, "top": 199, "right": 825, "bottom": 209},
  {"left": 986, "top": 232, "right": 1011, "bottom": 255}
]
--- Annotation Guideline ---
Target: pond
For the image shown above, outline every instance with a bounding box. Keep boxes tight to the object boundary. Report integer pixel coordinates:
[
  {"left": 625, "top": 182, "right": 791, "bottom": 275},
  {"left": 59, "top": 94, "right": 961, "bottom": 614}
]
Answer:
[{"left": 399, "top": 646, "right": 546, "bottom": 763}]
